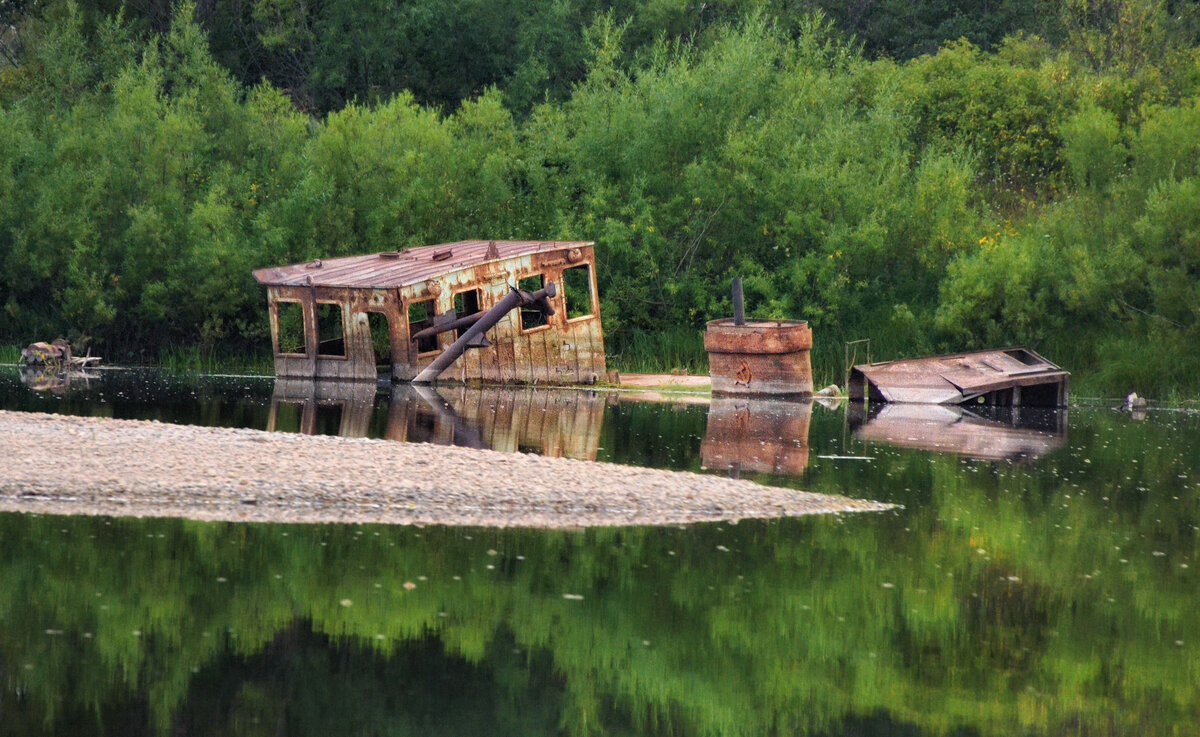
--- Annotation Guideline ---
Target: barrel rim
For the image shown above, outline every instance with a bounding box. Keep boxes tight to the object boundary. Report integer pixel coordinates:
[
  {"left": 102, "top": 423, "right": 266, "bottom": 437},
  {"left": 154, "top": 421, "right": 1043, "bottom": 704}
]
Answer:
[{"left": 705, "top": 318, "right": 809, "bottom": 330}]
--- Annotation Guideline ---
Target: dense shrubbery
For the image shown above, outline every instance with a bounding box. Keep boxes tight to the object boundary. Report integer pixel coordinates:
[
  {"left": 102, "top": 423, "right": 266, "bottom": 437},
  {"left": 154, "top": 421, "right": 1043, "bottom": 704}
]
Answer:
[{"left": 2, "top": 0, "right": 1200, "bottom": 393}]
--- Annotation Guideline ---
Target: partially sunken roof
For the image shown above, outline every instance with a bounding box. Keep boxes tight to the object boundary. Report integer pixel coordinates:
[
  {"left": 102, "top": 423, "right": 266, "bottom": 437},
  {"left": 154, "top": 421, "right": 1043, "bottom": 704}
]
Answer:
[
  {"left": 851, "top": 347, "right": 1068, "bottom": 405},
  {"left": 253, "top": 240, "right": 594, "bottom": 289}
]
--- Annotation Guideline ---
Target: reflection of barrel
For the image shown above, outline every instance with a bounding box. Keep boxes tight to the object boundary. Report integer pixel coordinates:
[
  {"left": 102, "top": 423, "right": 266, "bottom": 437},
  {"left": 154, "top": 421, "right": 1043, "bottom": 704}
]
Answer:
[
  {"left": 704, "top": 319, "right": 813, "bottom": 396},
  {"left": 700, "top": 397, "right": 812, "bottom": 475},
  {"left": 269, "top": 379, "right": 378, "bottom": 437}
]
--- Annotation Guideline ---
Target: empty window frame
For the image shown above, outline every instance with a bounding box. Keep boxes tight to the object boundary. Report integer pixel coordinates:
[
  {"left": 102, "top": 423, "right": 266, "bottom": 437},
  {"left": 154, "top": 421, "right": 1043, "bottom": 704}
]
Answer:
[
  {"left": 366, "top": 312, "right": 392, "bottom": 368},
  {"left": 453, "top": 289, "right": 482, "bottom": 339},
  {"left": 315, "top": 302, "right": 346, "bottom": 357},
  {"left": 518, "top": 274, "right": 549, "bottom": 331},
  {"left": 562, "top": 264, "right": 594, "bottom": 320},
  {"left": 408, "top": 299, "right": 439, "bottom": 354},
  {"left": 274, "top": 300, "right": 307, "bottom": 356}
]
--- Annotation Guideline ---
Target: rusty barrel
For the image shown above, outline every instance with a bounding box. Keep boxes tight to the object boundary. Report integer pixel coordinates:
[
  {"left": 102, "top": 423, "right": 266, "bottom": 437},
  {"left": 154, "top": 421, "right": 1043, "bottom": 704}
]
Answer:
[{"left": 704, "top": 319, "right": 813, "bottom": 396}]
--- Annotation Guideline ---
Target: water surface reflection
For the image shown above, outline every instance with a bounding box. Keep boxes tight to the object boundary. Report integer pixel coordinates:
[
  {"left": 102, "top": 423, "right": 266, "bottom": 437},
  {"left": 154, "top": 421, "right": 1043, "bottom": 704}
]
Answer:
[
  {"left": 850, "top": 402, "right": 1067, "bottom": 462},
  {"left": 2, "top": 368, "right": 1200, "bottom": 735}
]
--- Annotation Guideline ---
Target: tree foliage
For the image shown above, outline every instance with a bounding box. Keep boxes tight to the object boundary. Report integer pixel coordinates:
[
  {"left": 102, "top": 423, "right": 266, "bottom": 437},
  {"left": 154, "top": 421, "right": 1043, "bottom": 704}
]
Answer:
[{"left": 3, "top": 1, "right": 1200, "bottom": 391}]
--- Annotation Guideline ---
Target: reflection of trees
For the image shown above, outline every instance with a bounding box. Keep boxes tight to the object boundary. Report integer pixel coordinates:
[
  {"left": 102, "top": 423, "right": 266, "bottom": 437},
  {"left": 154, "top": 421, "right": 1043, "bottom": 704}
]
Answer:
[{"left": 1, "top": 410, "right": 1199, "bottom": 736}]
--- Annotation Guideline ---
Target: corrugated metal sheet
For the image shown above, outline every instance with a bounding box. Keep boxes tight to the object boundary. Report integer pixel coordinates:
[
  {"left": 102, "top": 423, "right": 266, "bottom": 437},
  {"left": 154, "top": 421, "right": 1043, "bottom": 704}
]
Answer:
[
  {"left": 849, "top": 347, "right": 1069, "bottom": 406},
  {"left": 253, "top": 240, "right": 593, "bottom": 289}
]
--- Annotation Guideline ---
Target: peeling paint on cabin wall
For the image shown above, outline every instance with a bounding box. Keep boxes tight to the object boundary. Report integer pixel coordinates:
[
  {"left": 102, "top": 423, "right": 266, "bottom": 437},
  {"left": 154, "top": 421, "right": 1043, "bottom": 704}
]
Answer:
[{"left": 264, "top": 245, "right": 606, "bottom": 385}]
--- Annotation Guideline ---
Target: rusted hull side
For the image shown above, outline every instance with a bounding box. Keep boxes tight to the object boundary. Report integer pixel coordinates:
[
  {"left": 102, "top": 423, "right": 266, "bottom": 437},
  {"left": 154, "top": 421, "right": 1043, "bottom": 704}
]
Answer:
[
  {"left": 704, "top": 319, "right": 813, "bottom": 396},
  {"left": 265, "top": 246, "right": 606, "bottom": 385},
  {"left": 267, "top": 285, "right": 394, "bottom": 381}
]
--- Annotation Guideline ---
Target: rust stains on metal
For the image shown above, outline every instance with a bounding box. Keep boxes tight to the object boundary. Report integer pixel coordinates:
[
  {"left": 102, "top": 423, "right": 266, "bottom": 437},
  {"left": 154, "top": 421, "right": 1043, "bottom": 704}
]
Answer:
[
  {"left": 254, "top": 240, "right": 605, "bottom": 385},
  {"left": 704, "top": 319, "right": 814, "bottom": 397},
  {"left": 847, "top": 347, "right": 1069, "bottom": 406},
  {"left": 253, "top": 240, "right": 590, "bottom": 290}
]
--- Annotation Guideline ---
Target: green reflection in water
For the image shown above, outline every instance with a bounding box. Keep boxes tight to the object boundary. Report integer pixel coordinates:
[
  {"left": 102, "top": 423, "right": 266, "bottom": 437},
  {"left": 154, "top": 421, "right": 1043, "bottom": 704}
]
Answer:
[
  {"left": 3, "top": 366, "right": 1200, "bottom": 735},
  {"left": 1, "top": 409, "right": 1199, "bottom": 736}
]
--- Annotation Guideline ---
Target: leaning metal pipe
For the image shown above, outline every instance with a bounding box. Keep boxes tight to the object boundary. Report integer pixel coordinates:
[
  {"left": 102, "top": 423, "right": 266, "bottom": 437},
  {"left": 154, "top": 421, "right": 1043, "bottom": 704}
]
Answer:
[
  {"left": 412, "top": 282, "right": 557, "bottom": 384},
  {"left": 410, "top": 310, "right": 486, "bottom": 342}
]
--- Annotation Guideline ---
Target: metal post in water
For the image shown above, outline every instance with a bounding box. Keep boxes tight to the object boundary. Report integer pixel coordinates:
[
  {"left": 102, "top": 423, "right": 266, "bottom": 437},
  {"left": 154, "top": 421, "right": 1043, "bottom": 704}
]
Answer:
[{"left": 732, "top": 277, "right": 745, "bottom": 326}]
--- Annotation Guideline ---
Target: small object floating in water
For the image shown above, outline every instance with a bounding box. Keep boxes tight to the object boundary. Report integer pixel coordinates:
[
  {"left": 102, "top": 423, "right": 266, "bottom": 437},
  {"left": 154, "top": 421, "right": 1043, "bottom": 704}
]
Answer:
[{"left": 1126, "top": 392, "right": 1148, "bottom": 410}]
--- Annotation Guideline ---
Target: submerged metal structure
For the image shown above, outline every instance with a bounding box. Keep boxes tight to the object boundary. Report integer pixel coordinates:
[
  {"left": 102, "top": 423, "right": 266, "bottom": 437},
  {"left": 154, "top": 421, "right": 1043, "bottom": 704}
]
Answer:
[
  {"left": 848, "top": 347, "right": 1069, "bottom": 406},
  {"left": 254, "top": 240, "right": 606, "bottom": 384}
]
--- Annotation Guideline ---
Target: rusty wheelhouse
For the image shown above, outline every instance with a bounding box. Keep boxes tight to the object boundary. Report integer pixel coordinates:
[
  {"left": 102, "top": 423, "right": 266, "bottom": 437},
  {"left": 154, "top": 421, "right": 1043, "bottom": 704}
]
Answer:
[{"left": 253, "top": 240, "right": 606, "bottom": 384}]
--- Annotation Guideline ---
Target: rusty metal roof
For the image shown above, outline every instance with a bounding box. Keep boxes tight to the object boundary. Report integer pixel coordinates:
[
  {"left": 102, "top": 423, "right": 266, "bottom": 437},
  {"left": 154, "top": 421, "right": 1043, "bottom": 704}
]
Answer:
[
  {"left": 253, "top": 240, "right": 594, "bottom": 289},
  {"left": 851, "top": 347, "right": 1068, "bottom": 404}
]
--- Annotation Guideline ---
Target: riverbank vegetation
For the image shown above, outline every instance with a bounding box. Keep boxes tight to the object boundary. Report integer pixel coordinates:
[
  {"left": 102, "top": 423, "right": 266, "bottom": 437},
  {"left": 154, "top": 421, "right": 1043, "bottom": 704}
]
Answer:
[{"left": 2, "top": 1, "right": 1199, "bottom": 394}]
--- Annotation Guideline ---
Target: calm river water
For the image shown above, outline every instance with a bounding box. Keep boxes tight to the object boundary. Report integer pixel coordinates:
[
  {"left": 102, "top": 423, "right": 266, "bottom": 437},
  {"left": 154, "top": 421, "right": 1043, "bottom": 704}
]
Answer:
[{"left": 1, "top": 367, "right": 1199, "bottom": 736}]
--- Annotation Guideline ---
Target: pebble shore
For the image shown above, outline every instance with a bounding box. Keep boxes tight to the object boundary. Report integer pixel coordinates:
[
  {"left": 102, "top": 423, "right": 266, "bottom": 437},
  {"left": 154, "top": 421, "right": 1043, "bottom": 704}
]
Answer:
[{"left": 0, "top": 410, "right": 894, "bottom": 528}]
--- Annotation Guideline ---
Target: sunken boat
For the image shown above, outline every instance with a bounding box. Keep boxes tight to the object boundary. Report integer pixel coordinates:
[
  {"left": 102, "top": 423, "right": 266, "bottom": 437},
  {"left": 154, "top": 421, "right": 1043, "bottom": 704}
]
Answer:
[
  {"left": 253, "top": 240, "right": 606, "bottom": 384},
  {"left": 848, "top": 347, "right": 1068, "bottom": 406}
]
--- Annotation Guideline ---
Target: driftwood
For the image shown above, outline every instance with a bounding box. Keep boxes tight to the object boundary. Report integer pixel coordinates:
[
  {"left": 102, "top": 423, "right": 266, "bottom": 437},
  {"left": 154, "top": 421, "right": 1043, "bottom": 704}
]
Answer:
[{"left": 20, "top": 339, "right": 101, "bottom": 369}]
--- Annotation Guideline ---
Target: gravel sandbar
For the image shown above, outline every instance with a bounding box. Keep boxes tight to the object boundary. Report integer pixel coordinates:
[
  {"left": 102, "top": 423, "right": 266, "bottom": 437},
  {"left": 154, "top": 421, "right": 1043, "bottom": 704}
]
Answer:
[{"left": 0, "top": 410, "right": 893, "bottom": 528}]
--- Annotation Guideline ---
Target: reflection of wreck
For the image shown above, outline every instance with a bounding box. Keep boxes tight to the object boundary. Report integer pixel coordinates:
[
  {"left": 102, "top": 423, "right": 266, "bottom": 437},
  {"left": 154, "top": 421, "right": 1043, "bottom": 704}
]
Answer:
[
  {"left": 253, "top": 240, "right": 605, "bottom": 385},
  {"left": 268, "top": 379, "right": 379, "bottom": 437},
  {"left": 700, "top": 397, "right": 811, "bottom": 475},
  {"left": 19, "top": 366, "right": 100, "bottom": 394},
  {"left": 850, "top": 402, "right": 1066, "bottom": 462},
  {"left": 848, "top": 347, "right": 1069, "bottom": 406},
  {"left": 268, "top": 381, "right": 605, "bottom": 460}
]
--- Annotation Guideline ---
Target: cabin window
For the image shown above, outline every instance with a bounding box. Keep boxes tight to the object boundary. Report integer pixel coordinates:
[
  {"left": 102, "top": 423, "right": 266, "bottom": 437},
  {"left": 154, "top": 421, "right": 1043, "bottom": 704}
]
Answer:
[
  {"left": 315, "top": 302, "right": 346, "bottom": 357},
  {"left": 275, "top": 300, "right": 306, "bottom": 355},
  {"left": 562, "top": 264, "right": 594, "bottom": 320},
  {"left": 408, "top": 299, "right": 439, "bottom": 354},
  {"left": 518, "top": 274, "right": 549, "bottom": 331},
  {"left": 367, "top": 312, "right": 392, "bottom": 369},
  {"left": 453, "top": 288, "right": 482, "bottom": 339}
]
